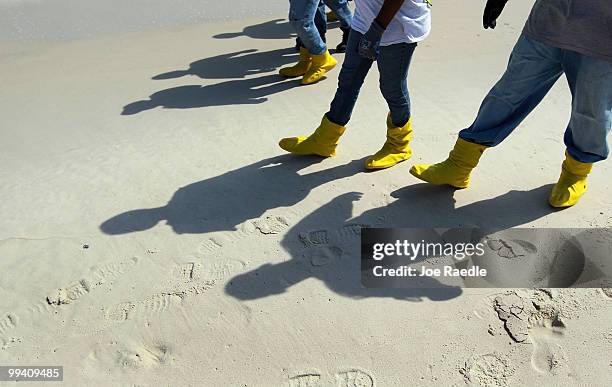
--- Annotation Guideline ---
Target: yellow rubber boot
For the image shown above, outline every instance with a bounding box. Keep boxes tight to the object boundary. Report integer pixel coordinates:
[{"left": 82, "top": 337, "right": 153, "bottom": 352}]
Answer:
[
  {"left": 278, "top": 115, "right": 346, "bottom": 157},
  {"left": 302, "top": 50, "right": 337, "bottom": 85},
  {"left": 365, "top": 114, "right": 413, "bottom": 170},
  {"left": 409, "top": 138, "right": 487, "bottom": 188},
  {"left": 279, "top": 47, "right": 311, "bottom": 78},
  {"left": 548, "top": 152, "right": 593, "bottom": 208}
]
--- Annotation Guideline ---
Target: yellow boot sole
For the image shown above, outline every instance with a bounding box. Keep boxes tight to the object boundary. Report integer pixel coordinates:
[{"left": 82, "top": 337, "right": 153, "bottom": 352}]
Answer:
[
  {"left": 365, "top": 152, "right": 412, "bottom": 170},
  {"left": 409, "top": 163, "right": 470, "bottom": 188}
]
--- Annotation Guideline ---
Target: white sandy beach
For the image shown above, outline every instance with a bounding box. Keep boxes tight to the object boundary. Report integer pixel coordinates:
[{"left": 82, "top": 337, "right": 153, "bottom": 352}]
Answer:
[{"left": 1, "top": 1, "right": 611, "bottom": 385}]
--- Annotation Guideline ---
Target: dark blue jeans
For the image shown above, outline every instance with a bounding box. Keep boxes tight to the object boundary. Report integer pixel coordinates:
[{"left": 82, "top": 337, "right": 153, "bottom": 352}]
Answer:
[{"left": 327, "top": 29, "right": 417, "bottom": 128}]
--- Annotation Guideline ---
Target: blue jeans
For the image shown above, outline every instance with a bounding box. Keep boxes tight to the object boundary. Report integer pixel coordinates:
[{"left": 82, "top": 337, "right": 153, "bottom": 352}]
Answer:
[
  {"left": 460, "top": 33, "right": 612, "bottom": 163},
  {"left": 327, "top": 29, "right": 417, "bottom": 127},
  {"left": 296, "top": 1, "right": 326, "bottom": 48},
  {"left": 289, "top": 0, "right": 352, "bottom": 55}
]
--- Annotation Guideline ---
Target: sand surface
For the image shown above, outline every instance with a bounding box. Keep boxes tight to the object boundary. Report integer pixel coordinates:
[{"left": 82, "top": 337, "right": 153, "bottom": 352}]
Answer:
[{"left": 1, "top": 1, "right": 611, "bottom": 386}]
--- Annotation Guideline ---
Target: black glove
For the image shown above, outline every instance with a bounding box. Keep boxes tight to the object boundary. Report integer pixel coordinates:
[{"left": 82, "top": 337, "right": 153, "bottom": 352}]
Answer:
[
  {"left": 483, "top": 0, "right": 508, "bottom": 29},
  {"left": 358, "top": 20, "right": 385, "bottom": 60}
]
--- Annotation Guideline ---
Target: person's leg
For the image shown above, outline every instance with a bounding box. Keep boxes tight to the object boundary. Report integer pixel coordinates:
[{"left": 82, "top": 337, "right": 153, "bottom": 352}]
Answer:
[
  {"left": 323, "top": 0, "right": 352, "bottom": 53},
  {"left": 459, "top": 34, "right": 564, "bottom": 145},
  {"left": 279, "top": 0, "right": 336, "bottom": 79},
  {"left": 379, "top": 42, "right": 417, "bottom": 127},
  {"left": 315, "top": 1, "right": 327, "bottom": 43},
  {"left": 548, "top": 51, "right": 612, "bottom": 207},
  {"left": 284, "top": 1, "right": 320, "bottom": 76},
  {"left": 279, "top": 30, "right": 373, "bottom": 157},
  {"left": 335, "top": 27, "right": 350, "bottom": 53},
  {"left": 287, "top": 0, "right": 337, "bottom": 84},
  {"left": 295, "top": 1, "right": 325, "bottom": 51},
  {"left": 326, "top": 30, "right": 374, "bottom": 125},
  {"left": 323, "top": 0, "right": 352, "bottom": 29},
  {"left": 562, "top": 52, "right": 612, "bottom": 163},
  {"left": 410, "top": 33, "right": 565, "bottom": 188},
  {"left": 365, "top": 42, "right": 417, "bottom": 169},
  {"left": 289, "top": 0, "right": 326, "bottom": 55}
]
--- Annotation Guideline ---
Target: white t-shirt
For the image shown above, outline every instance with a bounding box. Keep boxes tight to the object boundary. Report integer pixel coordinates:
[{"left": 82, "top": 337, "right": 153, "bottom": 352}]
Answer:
[{"left": 351, "top": 0, "right": 432, "bottom": 46}]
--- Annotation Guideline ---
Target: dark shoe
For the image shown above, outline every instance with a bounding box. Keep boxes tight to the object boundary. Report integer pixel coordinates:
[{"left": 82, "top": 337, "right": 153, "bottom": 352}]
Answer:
[{"left": 335, "top": 27, "right": 350, "bottom": 53}]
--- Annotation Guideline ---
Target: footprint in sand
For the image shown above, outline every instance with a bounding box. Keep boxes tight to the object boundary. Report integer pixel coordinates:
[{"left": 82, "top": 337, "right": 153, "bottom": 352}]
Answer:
[
  {"left": 173, "top": 262, "right": 198, "bottom": 281},
  {"left": 198, "top": 216, "right": 290, "bottom": 255},
  {"left": 103, "top": 279, "right": 215, "bottom": 323},
  {"left": 604, "top": 331, "right": 612, "bottom": 345},
  {"left": 528, "top": 314, "right": 568, "bottom": 375},
  {"left": 46, "top": 279, "right": 91, "bottom": 305},
  {"left": 27, "top": 299, "right": 53, "bottom": 317},
  {"left": 336, "top": 370, "right": 374, "bottom": 387},
  {"left": 116, "top": 342, "right": 174, "bottom": 370},
  {"left": 300, "top": 224, "right": 370, "bottom": 249},
  {"left": 298, "top": 229, "right": 343, "bottom": 266},
  {"left": 201, "top": 259, "right": 246, "bottom": 281},
  {"left": 300, "top": 230, "right": 330, "bottom": 246},
  {"left": 1, "top": 336, "right": 22, "bottom": 350},
  {"left": 336, "top": 224, "right": 370, "bottom": 241},
  {"left": 199, "top": 237, "right": 224, "bottom": 254},
  {"left": 104, "top": 302, "right": 136, "bottom": 322},
  {"left": 46, "top": 256, "right": 139, "bottom": 306},
  {"left": 199, "top": 231, "right": 249, "bottom": 255},
  {"left": 308, "top": 246, "right": 343, "bottom": 267},
  {"left": 335, "top": 224, "right": 371, "bottom": 257},
  {"left": 138, "top": 293, "right": 184, "bottom": 318},
  {"left": 197, "top": 225, "right": 253, "bottom": 255},
  {"left": 289, "top": 373, "right": 322, "bottom": 387},
  {"left": 254, "top": 215, "right": 290, "bottom": 235},
  {"left": 0, "top": 313, "right": 18, "bottom": 336},
  {"left": 298, "top": 224, "right": 371, "bottom": 267},
  {"left": 73, "top": 279, "right": 217, "bottom": 337},
  {"left": 460, "top": 353, "right": 514, "bottom": 386},
  {"left": 172, "top": 259, "right": 245, "bottom": 285}
]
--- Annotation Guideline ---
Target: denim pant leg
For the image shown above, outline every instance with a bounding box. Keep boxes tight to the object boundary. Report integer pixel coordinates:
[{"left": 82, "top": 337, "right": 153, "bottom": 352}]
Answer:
[
  {"left": 289, "top": 0, "right": 327, "bottom": 55},
  {"left": 459, "top": 33, "right": 564, "bottom": 146},
  {"left": 377, "top": 42, "right": 417, "bottom": 127},
  {"left": 315, "top": 1, "right": 327, "bottom": 42},
  {"left": 326, "top": 30, "right": 374, "bottom": 126},
  {"left": 323, "top": 0, "right": 353, "bottom": 29},
  {"left": 561, "top": 51, "right": 612, "bottom": 163},
  {"left": 296, "top": 2, "right": 327, "bottom": 48}
]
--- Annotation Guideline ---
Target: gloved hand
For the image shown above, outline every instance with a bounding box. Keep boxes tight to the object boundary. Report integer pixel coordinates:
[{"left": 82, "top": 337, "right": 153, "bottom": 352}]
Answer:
[
  {"left": 483, "top": 0, "right": 509, "bottom": 29},
  {"left": 358, "top": 20, "right": 385, "bottom": 60}
]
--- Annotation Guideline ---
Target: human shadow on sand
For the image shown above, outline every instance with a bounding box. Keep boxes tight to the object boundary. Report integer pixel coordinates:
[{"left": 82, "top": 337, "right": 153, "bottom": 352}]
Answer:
[
  {"left": 153, "top": 48, "right": 299, "bottom": 81},
  {"left": 122, "top": 48, "right": 302, "bottom": 115},
  {"left": 213, "top": 19, "right": 295, "bottom": 40},
  {"left": 225, "top": 184, "right": 557, "bottom": 302},
  {"left": 100, "top": 156, "right": 366, "bottom": 235},
  {"left": 101, "top": 153, "right": 556, "bottom": 302},
  {"left": 122, "top": 74, "right": 298, "bottom": 114}
]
